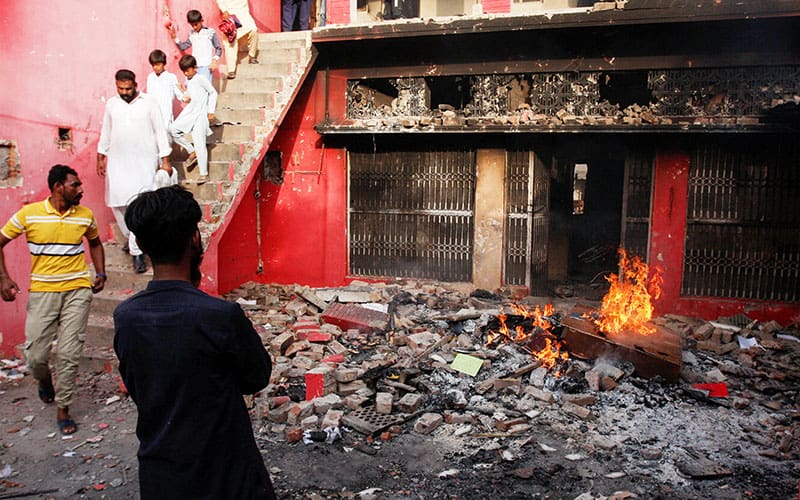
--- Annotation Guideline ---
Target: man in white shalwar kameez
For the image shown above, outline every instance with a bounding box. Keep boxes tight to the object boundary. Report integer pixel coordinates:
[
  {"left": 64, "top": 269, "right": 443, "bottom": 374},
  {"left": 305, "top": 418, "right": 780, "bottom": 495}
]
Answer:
[
  {"left": 97, "top": 69, "right": 172, "bottom": 273},
  {"left": 216, "top": 0, "right": 259, "bottom": 79}
]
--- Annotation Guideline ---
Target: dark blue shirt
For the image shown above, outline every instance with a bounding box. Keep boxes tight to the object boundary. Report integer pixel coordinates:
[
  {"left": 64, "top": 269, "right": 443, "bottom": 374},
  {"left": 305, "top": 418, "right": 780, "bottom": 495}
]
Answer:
[{"left": 114, "top": 280, "right": 275, "bottom": 499}]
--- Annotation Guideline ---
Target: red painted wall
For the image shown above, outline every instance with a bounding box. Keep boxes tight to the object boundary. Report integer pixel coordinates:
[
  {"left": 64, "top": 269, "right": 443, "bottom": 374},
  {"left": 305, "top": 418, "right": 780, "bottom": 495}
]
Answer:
[
  {"left": 0, "top": 0, "right": 279, "bottom": 356},
  {"left": 649, "top": 151, "right": 799, "bottom": 325},
  {"left": 217, "top": 73, "right": 349, "bottom": 291}
]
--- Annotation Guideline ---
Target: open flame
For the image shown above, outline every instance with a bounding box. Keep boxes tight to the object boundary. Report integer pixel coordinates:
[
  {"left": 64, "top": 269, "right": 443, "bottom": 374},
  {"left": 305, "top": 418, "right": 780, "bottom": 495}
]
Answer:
[
  {"left": 487, "top": 303, "right": 568, "bottom": 371},
  {"left": 593, "top": 249, "right": 663, "bottom": 336}
]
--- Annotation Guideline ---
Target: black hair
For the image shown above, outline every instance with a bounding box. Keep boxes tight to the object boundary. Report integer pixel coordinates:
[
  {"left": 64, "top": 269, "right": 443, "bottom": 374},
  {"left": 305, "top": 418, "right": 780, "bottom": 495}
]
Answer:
[
  {"left": 187, "top": 10, "right": 203, "bottom": 23},
  {"left": 149, "top": 49, "right": 167, "bottom": 65},
  {"left": 115, "top": 69, "right": 136, "bottom": 83},
  {"left": 125, "top": 186, "right": 202, "bottom": 264},
  {"left": 48, "top": 165, "right": 78, "bottom": 191},
  {"left": 179, "top": 55, "right": 197, "bottom": 71}
]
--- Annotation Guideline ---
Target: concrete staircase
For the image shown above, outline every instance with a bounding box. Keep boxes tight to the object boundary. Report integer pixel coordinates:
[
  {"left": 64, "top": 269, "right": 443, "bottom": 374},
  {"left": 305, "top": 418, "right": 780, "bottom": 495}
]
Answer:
[{"left": 82, "top": 31, "right": 315, "bottom": 370}]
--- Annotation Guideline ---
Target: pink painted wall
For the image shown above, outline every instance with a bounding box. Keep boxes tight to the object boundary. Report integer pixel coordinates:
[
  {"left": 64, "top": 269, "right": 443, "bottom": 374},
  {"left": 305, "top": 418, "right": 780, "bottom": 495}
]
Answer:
[
  {"left": 0, "top": 0, "right": 279, "bottom": 355},
  {"left": 482, "top": 0, "right": 511, "bottom": 14},
  {"left": 326, "top": 0, "right": 352, "bottom": 25}
]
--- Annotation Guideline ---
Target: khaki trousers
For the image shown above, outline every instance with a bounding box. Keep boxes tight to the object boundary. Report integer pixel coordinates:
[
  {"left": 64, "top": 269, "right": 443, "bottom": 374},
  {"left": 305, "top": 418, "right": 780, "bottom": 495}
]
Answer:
[
  {"left": 24, "top": 287, "right": 93, "bottom": 408},
  {"left": 224, "top": 29, "right": 258, "bottom": 73}
]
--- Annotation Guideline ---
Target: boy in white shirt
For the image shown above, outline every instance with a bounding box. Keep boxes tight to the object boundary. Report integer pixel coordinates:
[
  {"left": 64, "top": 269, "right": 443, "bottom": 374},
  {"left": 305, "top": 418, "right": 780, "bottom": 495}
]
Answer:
[
  {"left": 145, "top": 50, "right": 181, "bottom": 188},
  {"left": 170, "top": 55, "right": 218, "bottom": 185},
  {"left": 170, "top": 10, "right": 222, "bottom": 83}
]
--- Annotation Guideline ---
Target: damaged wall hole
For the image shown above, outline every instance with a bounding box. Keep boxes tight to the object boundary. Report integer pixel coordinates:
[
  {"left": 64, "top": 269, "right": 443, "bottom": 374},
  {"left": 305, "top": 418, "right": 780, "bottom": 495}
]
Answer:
[
  {"left": 56, "top": 127, "right": 73, "bottom": 151},
  {"left": 0, "top": 140, "right": 22, "bottom": 188}
]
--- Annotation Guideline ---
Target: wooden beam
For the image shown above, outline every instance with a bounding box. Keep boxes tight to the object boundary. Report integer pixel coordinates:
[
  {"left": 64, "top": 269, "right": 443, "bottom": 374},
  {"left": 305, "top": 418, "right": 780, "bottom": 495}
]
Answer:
[{"left": 561, "top": 304, "right": 682, "bottom": 382}]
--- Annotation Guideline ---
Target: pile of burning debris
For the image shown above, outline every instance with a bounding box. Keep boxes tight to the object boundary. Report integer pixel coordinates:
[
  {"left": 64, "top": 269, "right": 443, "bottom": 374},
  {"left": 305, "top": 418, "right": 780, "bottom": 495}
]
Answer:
[{"left": 226, "top": 252, "right": 799, "bottom": 496}]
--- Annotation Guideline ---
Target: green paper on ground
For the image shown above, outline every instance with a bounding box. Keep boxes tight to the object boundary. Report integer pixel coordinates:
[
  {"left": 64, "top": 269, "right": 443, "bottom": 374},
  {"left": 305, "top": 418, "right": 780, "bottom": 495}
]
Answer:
[{"left": 451, "top": 353, "right": 483, "bottom": 376}]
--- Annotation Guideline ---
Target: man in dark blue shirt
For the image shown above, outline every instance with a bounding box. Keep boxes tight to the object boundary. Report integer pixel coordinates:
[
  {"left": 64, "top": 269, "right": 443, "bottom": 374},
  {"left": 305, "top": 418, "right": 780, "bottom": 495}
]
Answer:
[{"left": 113, "top": 186, "right": 276, "bottom": 499}]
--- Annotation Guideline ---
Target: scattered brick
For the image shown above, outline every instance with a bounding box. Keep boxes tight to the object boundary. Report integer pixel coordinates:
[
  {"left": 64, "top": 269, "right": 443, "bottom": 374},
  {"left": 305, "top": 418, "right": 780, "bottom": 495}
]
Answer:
[
  {"left": 397, "top": 393, "right": 424, "bottom": 413},
  {"left": 376, "top": 392, "right": 393, "bottom": 414},
  {"left": 414, "top": 413, "right": 443, "bottom": 434},
  {"left": 322, "top": 409, "right": 343, "bottom": 429}
]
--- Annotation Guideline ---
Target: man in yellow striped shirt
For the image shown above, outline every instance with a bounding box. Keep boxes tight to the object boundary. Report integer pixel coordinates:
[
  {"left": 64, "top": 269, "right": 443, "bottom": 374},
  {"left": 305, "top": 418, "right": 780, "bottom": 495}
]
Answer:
[{"left": 0, "top": 165, "right": 106, "bottom": 435}]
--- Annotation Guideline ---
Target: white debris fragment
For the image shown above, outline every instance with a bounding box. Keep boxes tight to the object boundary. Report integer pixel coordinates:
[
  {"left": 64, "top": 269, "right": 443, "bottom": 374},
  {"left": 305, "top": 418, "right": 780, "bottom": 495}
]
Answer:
[
  {"left": 453, "top": 425, "right": 472, "bottom": 437},
  {"left": 0, "top": 465, "right": 13, "bottom": 479},
  {"left": 539, "top": 442, "right": 557, "bottom": 452},
  {"left": 105, "top": 395, "right": 121, "bottom": 405},
  {"left": 356, "top": 487, "right": 383, "bottom": 500},
  {"left": 565, "top": 453, "right": 585, "bottom": 461},
  {"left": 235, "top": 297, "right": 258, "bottom": 306},
  {"left": 22, "top": 415, "right": 34, "bottom": 423},
  {"left": 605, "top": 471, "right": 627, "bottom": 479},
  {"left": 437, "top": 469, "right": 460, "bottom": 478}
]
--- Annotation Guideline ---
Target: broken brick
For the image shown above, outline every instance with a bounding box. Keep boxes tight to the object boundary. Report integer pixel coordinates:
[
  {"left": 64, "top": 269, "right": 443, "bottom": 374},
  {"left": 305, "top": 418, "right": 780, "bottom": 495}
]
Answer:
[
  {"left": 561, "top": 401, "right": 593, "bottom": 420},
  {"left": 285, "top": 340, "right": 311, "bottom": 357},
  {"left": 414, "top": 413, "right": 443, "bottom": 434},
  {"left": 306, "top": 330, "right": 331, "bottom": 343},
  {"left": 270, "top": 332, "right": 294, "bottom": 355},
  {"left": 285, "top": 426, "right": 303, "bottom": 443},
  {"left": 494, "top": 416, "right": 527, "bottom": 432},
  {"left": 397, "top": 393, "right": 424, "bottom": 413},
  {"left": 335, "top": 367, "right": 360, "bottom": 383},
  {"left": 375, "top": 392, "right": 393, "bottom": 414},
  {"left": 321, "top": 303, "right": 389, "bottom": 334},
  {"left": 322, "top": 409, "right": 343, "bottom": 429}
]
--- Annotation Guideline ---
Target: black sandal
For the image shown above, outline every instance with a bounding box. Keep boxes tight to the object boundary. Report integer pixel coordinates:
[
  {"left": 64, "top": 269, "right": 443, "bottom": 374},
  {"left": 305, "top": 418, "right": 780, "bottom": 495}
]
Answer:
[{"left": 38, "top": 384, "right": 55, "bottom": 404}]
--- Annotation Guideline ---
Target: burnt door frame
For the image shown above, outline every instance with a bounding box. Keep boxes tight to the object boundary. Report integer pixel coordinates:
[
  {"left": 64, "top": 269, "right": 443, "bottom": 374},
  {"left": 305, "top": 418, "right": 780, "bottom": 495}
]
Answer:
[{"left": 504, "top": 150, "right": 550, "bottom": 293}]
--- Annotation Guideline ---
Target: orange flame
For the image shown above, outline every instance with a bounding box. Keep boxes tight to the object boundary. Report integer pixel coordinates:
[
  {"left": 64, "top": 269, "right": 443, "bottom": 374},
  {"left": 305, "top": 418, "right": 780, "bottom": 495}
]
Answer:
[
  {"left": 487, "top": 303, "right": 568, "bottom": 372},
  {"left": 594, "top": 249, "right": 663, "bottom": 335},
  {"left": 531, "top": 336, "right": 569, "bottom": 370}
]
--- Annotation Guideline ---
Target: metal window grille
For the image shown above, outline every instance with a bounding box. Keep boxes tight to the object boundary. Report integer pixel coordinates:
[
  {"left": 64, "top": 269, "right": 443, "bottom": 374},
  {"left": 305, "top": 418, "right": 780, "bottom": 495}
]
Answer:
[
  {"left": 349, "top": 150, "right": 475, "bottom": 281},
  {"left": 682, "top": 139, "right": 800, "bottom": 301}
]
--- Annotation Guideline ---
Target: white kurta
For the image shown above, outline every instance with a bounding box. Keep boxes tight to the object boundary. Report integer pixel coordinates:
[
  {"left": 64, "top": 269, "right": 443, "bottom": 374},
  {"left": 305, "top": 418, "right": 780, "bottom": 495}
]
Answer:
[
  {"left": 172, "top": 75, "right": 218, "bottom": 134},
  {"left": 217, "top": 0, "right": 257, "bottom": 35},
  {"left": 145, "top": 71, "right": 182, "bottom": 129},
  {"left": 97, "top": 94, "right": 172, "bottom": 207}
]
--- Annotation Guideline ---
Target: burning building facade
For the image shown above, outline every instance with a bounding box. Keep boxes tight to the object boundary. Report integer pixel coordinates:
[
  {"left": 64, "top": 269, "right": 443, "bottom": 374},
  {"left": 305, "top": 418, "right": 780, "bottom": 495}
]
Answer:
[{"left": 283, "top": 0, "right": 800, "bottom": 323}]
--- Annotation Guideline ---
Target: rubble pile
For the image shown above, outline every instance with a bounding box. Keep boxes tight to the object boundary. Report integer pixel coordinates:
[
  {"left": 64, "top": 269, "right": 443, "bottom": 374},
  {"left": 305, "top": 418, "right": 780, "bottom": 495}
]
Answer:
[{"left": 225, "top": 280, "right": 800, "bottom": 497}]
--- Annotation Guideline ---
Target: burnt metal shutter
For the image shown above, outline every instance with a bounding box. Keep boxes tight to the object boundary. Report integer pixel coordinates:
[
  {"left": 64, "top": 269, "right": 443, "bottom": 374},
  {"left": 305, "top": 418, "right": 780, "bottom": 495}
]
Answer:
[
  {"left": 621, "top": 151, "right": 654, "bottom": 261},
  {"left": 683, "top": 139, "right": 800, "bottom": 301},
  {"left": 505, "top": 151, "right": 549, "bottom": 292},
  {"left": 349, "top": 150, "right": 475, "bottom": 281}
]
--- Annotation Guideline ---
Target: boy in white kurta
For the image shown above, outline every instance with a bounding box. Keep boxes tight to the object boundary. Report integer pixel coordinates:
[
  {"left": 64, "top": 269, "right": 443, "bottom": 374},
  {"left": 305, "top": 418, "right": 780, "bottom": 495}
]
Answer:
[
  {"left": 145, "top": 50, "right": 181, "bottom": 189},
  {"left": 170, "top": 55, "right": 218, "bottom": 185}
]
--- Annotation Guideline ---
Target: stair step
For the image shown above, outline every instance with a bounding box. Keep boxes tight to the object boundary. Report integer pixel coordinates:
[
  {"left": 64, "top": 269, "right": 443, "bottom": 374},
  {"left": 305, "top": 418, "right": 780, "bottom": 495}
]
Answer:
[
  {"left": 86, "top": 313, "right": 115, "bottom": 348},
  {"left": 257, "top": 31, "right": 310, "bottom": 42},
  {"left": 257, "top": 36, "right": 309, "bottom": 51},
  {"left": 218, "top": 91, "right": 276, "bottom": 109},
  {"left": 180, "top": 160, "right": 235, "bottom": 182},
  {"left": 234, "top": 62, "right": 295, "bottom": 78},
  {"left": 256, "top": 47, "right": 305, "bottom": 63},
  {"left": 221, "top": 76, "right": 283, "bottom": 93},
  {"left": 91, "top": 289, "right": 135, "bottom": 316},
  {"left": 183, "top": 180, "right": 235, "bottom": 203},
  {"left": 210, "top": 124, "right": 254, "bottom": 143},
  {"left": 215, "top": 108, "right": 265, "bottom": 125}
]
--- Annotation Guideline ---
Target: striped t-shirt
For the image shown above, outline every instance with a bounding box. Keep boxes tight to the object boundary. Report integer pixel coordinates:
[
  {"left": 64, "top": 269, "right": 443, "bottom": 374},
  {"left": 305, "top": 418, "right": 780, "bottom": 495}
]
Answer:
[{"left": 1, "top": 198, "right": 99, "bottom": 292}]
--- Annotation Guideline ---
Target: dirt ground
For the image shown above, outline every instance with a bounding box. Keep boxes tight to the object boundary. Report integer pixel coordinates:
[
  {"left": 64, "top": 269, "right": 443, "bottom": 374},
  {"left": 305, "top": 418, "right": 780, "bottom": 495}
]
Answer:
[{"left": 0, "top": 360, "right": 797, "bottom": 499}]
